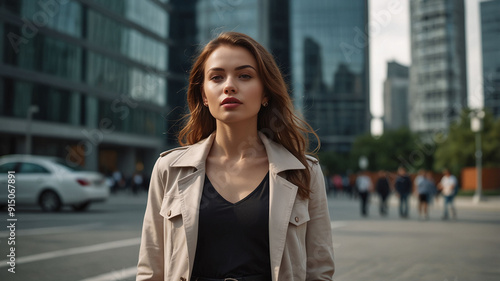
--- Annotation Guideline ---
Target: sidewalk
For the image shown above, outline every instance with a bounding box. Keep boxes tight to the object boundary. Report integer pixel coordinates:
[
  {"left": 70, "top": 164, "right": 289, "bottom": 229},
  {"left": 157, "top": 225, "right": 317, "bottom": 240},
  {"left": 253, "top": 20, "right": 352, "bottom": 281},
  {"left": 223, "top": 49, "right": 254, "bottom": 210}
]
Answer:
[
  {"left": 453, "top": 195, "right": 500, "bottom": 210},
  {"left": 383, "top": 194, "right": 500, "bottom": 211},
  {"left": 329, "top": 195, "right": 500, "bottom": 281}
]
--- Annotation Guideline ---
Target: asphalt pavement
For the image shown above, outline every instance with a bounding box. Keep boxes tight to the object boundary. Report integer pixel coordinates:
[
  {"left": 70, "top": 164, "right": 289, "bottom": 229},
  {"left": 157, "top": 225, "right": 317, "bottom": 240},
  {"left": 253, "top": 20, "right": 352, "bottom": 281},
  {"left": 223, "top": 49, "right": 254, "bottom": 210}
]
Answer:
[
  {"left": 0, "top": 190, "right": 498, "bottom": 281},
  {"left": 329, "top": 193, "right": 500, "bottom": 281}
]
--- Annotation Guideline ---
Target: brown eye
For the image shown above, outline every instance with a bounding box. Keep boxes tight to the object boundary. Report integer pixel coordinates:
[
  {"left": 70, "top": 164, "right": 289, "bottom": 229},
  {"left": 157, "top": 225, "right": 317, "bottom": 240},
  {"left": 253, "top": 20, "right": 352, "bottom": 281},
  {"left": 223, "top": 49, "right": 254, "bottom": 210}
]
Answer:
[{"left": 210, "top": 75, "right": 223, "bottom": 81}]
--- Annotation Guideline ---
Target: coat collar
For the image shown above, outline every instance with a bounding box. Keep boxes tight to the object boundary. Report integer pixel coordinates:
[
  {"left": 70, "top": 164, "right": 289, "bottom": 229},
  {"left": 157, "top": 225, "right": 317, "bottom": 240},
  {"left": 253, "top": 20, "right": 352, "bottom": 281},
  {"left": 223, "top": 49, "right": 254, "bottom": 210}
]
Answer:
[
  {"left": 169, "top": 132, "right": 306, "bottom": 173},
  {"left": 169, "top": 131, "right": 306, "bottom": 280}
]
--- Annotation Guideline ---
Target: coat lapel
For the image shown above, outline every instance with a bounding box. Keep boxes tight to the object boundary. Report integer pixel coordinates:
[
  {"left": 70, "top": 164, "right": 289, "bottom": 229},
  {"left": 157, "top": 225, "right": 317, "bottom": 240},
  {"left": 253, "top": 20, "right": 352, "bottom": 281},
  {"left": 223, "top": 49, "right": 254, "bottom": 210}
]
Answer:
[
  {"left": 259, "top": 133, "right": 306, "bottom": 279},
  {"left": 170, "top": 134, "right": 215, "bottom": 275},
  {"left": 169, "top": 132, "right": 306, "bottom": 279}
]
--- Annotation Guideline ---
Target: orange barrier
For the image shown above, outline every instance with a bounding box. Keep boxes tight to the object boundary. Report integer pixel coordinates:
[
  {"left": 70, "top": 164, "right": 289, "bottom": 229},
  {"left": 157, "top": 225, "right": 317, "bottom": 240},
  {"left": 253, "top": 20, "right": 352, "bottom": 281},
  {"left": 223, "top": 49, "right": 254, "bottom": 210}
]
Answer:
[{"left": 461, "top": 167, "right": 500, "bottom": 190}]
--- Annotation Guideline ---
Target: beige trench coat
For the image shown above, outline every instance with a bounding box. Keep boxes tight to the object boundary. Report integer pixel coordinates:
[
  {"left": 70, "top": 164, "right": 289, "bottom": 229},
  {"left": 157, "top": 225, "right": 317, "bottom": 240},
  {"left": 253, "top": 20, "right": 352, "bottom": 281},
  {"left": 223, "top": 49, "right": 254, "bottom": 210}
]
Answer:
[{"left": 136, "top": 133, "right": 335, "bottom": 281}]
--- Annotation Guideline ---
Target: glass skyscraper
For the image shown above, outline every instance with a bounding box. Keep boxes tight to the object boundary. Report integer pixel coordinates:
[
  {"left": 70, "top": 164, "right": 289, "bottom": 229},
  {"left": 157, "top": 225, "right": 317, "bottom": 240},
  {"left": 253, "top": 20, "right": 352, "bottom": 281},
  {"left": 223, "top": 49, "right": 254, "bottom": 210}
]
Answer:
[
  {"left": 191, "top": 0, "right": 370, "bottom": 152},
  {"left": 194, "top": 0, "right": 290, "bottom": 78},
  {"left": 196, "top": 0, "right": 263, "bottom": 45},
  {"left": 291, "top": 0, "right": 370, "bottom": 152},
  {"left": 383, "top": 61, "right": 409, "bottom": 130},
  {"left": 409, "top": 0, "right": 468, "bottom": 135},
  {"left": 0, "top": 0, "right": 171, "bottom": 175},
  {"left": 481, "top": 0, "right": 500, "bottom": 118}
]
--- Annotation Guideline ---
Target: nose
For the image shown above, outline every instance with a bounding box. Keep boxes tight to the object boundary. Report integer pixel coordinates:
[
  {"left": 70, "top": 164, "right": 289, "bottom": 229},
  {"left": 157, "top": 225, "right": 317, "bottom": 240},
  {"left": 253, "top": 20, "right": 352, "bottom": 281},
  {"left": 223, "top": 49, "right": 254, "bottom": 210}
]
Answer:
[{"left": 223, "top": 78, "right": 237, "bottom": 94}]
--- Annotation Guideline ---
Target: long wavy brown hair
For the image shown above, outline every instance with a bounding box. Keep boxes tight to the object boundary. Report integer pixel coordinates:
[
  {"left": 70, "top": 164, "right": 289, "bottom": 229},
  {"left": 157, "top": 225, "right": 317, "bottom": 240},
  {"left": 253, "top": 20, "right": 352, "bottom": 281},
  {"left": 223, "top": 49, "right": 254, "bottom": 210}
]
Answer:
[{"left": 178, "top": 32, "right": 319, "bottom": 199}]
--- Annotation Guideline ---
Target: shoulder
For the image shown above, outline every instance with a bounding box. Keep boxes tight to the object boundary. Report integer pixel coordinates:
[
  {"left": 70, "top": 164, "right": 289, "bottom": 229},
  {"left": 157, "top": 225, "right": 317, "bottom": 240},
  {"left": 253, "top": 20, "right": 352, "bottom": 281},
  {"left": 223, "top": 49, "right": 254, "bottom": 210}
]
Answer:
[
  {"left": 305, "top": 155, "right": 322, "bottom": 176},
  {"left": 305, "top": 154, "right": 319, "bottom": 165},
  {"left": 154, "top": 146, "right": 190, "bottom": 168},
  {"left": 159, "top": 146, "right": 189, "bottom": 158}
]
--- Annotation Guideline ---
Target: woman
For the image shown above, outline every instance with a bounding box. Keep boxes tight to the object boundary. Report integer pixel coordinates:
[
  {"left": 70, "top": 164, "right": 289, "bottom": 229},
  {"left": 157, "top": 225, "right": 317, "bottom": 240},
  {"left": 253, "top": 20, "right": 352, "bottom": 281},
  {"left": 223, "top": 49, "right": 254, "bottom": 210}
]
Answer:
[{"left": 136, "top": 32, "right": 335, "bottom": 281}]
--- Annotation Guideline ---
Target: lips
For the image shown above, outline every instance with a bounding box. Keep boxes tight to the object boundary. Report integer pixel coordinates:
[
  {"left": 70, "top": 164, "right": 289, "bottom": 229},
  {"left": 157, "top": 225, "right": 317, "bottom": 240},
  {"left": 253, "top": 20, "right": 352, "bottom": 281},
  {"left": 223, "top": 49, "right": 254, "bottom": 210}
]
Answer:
[{"left": 221, "top": 97, "right": 242, "bottom": 105}]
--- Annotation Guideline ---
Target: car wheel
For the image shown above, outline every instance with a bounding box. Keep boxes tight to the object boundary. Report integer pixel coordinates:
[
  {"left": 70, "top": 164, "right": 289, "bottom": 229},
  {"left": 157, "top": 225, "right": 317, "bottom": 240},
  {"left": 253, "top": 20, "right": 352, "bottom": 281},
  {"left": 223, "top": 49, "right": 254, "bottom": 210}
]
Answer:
[
  {"left": 39, "top": 190, "right": 62, "bottom": 212},
  {"left": 72, "top": 202, "right": 91, "bottom": 212}
]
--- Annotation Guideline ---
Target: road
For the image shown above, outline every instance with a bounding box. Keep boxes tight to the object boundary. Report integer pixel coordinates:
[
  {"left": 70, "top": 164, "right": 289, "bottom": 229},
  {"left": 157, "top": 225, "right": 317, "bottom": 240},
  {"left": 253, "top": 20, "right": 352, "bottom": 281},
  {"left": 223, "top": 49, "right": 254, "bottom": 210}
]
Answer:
[
  {"left": 0, "top": 192, "right": 145, "bottom": 281},
  {"left": 0, "top": 191, "right": 499, "bottom": 281},
  {"left": 330, "top": 193, "right": 500, "bottom": 281}
]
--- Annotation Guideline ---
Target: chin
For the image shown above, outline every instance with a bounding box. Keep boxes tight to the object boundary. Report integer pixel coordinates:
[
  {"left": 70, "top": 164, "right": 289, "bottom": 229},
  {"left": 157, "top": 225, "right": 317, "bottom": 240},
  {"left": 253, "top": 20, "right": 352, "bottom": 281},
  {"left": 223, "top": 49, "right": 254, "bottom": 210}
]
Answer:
[{"left": 215, "top": 114, "right": 258, "bottom": 126}]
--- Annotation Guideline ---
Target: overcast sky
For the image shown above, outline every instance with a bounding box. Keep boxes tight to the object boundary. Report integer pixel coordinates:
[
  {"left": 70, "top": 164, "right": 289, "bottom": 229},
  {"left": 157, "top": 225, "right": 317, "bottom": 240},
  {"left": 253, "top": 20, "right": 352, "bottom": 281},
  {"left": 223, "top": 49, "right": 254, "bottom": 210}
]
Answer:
[{"left": 369, "top": 0, "right": 485, "bottom": 134}]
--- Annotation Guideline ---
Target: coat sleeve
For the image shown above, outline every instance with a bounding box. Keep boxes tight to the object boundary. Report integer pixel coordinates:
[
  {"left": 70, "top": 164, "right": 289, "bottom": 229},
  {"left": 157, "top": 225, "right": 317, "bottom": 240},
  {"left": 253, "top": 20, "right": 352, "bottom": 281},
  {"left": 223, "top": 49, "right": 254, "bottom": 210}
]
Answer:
[
  {"left": 306, "top": 162, "right": 335, "bottom": 280},
  {"left": 137, "top": 157, "right": 165, "bottom": 281}
]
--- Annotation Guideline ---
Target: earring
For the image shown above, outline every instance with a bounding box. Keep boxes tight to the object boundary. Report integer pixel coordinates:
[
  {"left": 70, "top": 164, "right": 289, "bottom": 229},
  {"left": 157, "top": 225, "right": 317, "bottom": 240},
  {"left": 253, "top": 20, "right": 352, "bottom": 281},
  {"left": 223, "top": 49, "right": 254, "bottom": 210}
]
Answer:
[
  {"left": 203, "top": 102, "right": 208, "bottom": 107},
  {"left": 262, "top": 101, "right": 269, "bottom": 107}
]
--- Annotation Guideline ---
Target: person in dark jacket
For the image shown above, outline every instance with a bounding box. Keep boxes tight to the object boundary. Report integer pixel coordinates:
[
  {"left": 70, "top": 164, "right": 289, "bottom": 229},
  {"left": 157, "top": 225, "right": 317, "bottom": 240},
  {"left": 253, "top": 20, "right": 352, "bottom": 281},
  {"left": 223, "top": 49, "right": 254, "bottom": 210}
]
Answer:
[
  {"left": 395, "top": 166, "right": 412, "bottom": 218},
  {"left": 375, "top": 170, "right": 391, "bottom": 216}
]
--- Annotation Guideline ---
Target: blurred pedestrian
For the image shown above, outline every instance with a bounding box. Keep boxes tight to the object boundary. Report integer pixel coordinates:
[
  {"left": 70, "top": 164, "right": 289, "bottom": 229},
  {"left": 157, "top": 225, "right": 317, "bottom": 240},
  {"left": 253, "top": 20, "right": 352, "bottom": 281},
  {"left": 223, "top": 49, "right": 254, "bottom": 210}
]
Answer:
[
  {"left": 375, "top": 170, "right": 390, "bottom": 216},
  {"left": 356, "top": 171, "right": 373, "bottom": 217},
  {"left": 342, "top": 174, "right": 351, "bottom": 198},
  {"left": 332, "top": 174, "right": 343, "bottom": 197},
  {"left": 112, "top": 169, "right": 125, "bottom": 193},
  {"left": 414, "top": 169, "right": 425, "bottom": 191},
  {"left": 438, "top": 168, "right": 458, "bottom": 220},
  {"left": 415, "top": 170, "right": 433, "bottom": 220},
  {"left": 105, "top": 170, "right": 115, "bottom": 191},
  {"left": 132, "top": 171, "right": 144, "bottom": 195},
  {"left": 395, "top": 166, "right": 412, "bottom": 218}
]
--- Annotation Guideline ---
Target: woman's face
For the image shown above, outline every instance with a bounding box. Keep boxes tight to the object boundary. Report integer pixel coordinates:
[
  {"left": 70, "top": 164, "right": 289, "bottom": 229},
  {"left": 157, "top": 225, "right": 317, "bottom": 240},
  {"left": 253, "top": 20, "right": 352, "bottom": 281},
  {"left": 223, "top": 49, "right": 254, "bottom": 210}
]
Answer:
[{"left": 202, "top": 45, "right": 267, "bottom": 126}]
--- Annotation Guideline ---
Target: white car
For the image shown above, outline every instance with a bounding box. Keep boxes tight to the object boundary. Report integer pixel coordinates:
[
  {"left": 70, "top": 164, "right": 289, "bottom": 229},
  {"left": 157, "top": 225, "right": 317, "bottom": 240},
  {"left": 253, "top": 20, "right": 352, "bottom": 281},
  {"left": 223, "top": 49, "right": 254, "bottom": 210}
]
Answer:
[{"left": 0, "top": 155, "right": 110, "bottom": 212}]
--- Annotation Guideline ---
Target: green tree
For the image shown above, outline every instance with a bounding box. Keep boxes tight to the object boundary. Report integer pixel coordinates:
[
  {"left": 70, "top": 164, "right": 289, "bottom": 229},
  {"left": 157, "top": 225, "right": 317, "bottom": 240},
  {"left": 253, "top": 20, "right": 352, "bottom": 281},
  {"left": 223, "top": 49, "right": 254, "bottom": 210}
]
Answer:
[
  {"left": 317, "top": 150, "right": 350, "bottom": 176},
  {"left": 349, "top": 127, "right": 424, "bottom": 172},
  {"left": 434, "top": 109, "right": 500, "bottom": 176}
]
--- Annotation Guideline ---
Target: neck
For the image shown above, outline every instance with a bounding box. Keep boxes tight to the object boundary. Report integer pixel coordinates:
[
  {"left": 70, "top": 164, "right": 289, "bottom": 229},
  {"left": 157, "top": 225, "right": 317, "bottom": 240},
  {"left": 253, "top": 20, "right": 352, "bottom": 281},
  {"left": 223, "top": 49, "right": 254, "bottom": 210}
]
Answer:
[{"left": 211, "top": 121, "right": 265, "bottom": 160}]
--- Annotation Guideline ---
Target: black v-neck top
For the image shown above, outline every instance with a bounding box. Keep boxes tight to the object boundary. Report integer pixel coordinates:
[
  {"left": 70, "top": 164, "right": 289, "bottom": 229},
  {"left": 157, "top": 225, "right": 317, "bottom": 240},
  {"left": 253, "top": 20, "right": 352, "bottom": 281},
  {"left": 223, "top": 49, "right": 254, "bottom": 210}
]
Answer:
[{"left": 191, "top": 172, "right": 272, "bottom": 279}]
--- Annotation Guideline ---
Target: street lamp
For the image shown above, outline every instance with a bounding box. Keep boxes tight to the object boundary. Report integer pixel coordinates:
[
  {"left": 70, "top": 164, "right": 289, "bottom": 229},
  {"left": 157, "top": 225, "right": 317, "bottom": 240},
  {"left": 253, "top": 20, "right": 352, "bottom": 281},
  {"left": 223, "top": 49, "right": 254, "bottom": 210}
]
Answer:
[
  {"left": 359, "top": 156, "right": 368, "bottom": 171},
  {"left": 470, "top": 109, "right": 485, "bottom": 203},
  {"left": 25, "top": 105, "right": 39, "bottom": 155}
]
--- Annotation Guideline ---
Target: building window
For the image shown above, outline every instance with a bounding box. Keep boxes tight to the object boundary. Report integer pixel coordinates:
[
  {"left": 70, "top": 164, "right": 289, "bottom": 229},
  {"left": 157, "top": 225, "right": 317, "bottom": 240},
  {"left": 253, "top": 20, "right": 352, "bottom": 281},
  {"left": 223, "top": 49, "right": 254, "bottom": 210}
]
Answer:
[
  {"left": 1, "top": 78, "right": 84, "bottom": 125},
  {"left": 90, "top": 0, "right": 168, "bottom": 38},
  {"left": 19, "top": 0, "right": 83, "bottom": 37},
  {"left": 4, "top": 29, "right": 83, "bottom": 82},
  {"left": 86, "top": 9, "right": 168, "bottom": 70}
]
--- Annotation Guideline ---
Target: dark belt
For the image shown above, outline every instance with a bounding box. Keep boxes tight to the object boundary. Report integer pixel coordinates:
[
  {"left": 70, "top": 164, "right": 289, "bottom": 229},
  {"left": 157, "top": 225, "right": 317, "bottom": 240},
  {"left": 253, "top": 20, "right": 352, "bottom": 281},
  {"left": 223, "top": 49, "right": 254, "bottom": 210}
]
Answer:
[{"left": 192, "top": 275, "right": 269, "bottom": 281}]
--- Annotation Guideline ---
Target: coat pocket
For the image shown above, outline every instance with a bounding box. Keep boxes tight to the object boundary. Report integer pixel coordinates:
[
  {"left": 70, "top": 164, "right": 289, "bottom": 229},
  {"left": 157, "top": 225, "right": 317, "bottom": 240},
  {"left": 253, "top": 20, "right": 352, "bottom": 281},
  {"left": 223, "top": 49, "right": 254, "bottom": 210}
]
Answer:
[
  {"left": 289, "top": 202, "right": 310, "bottom": 226},
  {"left": 284, "top": 201, "right": 310, "bottom": 275},
  {"left": 159, "top": 195, "right": 185, "bottom": 267},
  {"left": 160, "top": 195, "right": 184, "bottom": 236},
  {"left": 160, "top": 195, "right": 183, "bottom": 220},
  {"left": 290, "top": 202, "right": 311, "bottom": 226}
]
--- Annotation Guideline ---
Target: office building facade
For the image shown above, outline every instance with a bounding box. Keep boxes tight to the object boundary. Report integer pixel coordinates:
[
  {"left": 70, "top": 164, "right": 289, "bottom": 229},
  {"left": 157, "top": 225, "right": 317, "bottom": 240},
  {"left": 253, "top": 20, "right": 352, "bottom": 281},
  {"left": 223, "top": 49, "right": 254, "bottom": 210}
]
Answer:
[
  {"left": 481, "top": 0, "right": 500, "bottom": 118},
  {"left": 409, "top": 0, "right": 468, "bottom": 135},
  {"left": 383, "top": 61, "right": 409, "bottom": 130},
  {"left": 0, "top": 0, "right": 173, "bottom": 176},
  {"left": 193, "top": 0, "right": 370, "bottom": 152},
  {"left": 291, "top": 0, "right": 370, "bottom": 151},
  {"left": 194, "top": 0, "right": 290, "bottom": 78}
]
